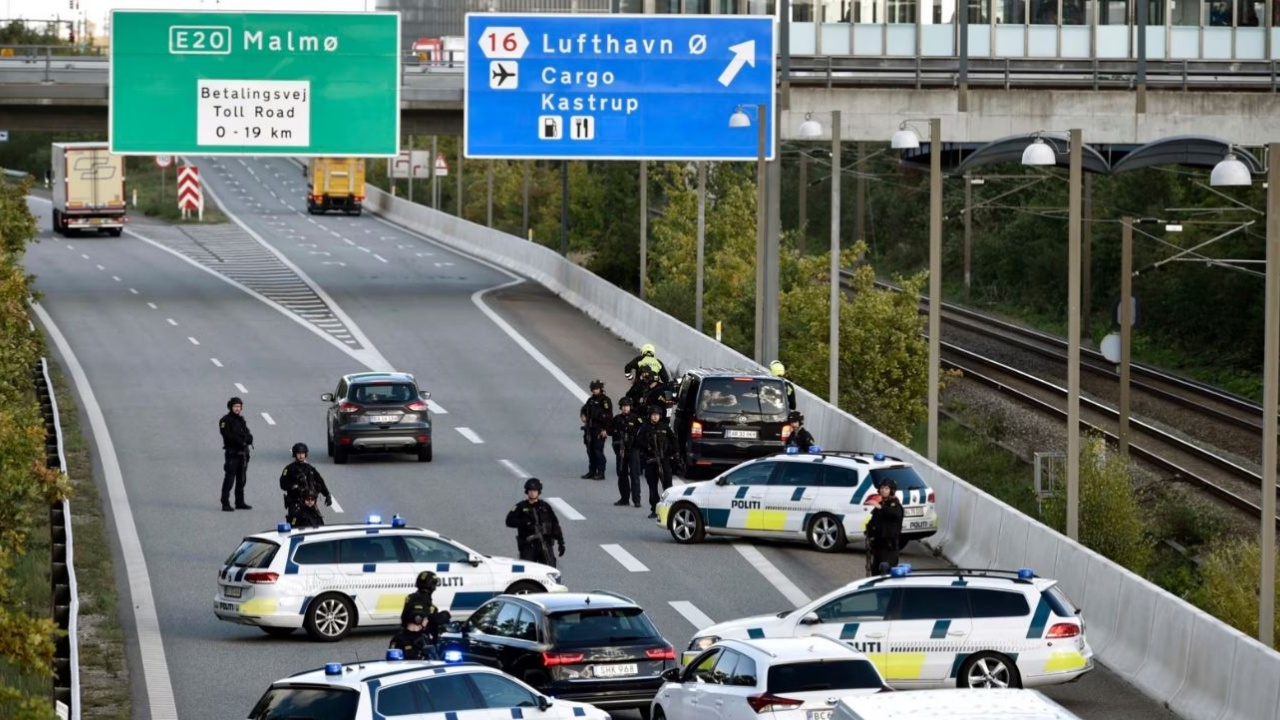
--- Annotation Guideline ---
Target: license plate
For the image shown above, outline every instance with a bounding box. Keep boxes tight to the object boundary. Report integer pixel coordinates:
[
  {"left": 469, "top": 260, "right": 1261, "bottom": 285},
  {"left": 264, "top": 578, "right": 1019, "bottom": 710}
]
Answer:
[
  {"left": 808, "top": 710, "right": 833, "bottom": 720},
  {"left": 905, "top": 506, "right": 924, "bottom": 517},
  {"left": 593, "top": 663, "right": 637, "bottom": 678},
  {"left": 725, "top": 429, "right": 757, "bottom": 439},
  {"left": 216, "top": 601, "right": 240, "bottom": 612},
  {"left": 222, "top": 585, "right": 242, "bottom": 598},
  {"left": 367, "top": 414, "right": 399, "bottom": 424}
]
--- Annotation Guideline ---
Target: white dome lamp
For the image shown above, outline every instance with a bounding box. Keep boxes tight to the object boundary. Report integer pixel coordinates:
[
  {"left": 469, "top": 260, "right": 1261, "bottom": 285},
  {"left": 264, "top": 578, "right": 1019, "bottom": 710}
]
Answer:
[
  {"left": 1210, "top": 150, "right": 1252, "bottom": 187},
  {"left": 728, "top": 106, "right": 751, "bottom": 129},
  {"left": 1021, "top": 136, "right": 1058, "bottom": 166},
  {"left": 798, "top": 113, "right": 823, "bottom": 139},
  {"left": 890, "top": 124, "right": 920, "bottom": 150}
]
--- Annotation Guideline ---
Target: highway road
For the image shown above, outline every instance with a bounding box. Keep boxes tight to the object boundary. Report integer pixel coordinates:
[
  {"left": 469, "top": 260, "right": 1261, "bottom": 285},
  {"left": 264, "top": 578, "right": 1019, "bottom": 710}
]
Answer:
[{"left": 24, "top": 158, "right": 1178, "bottom": 720}]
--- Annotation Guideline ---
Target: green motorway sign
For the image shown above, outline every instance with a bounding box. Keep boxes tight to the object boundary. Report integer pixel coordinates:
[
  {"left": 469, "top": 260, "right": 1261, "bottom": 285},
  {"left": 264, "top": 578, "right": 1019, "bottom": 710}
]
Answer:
[{"left": 110, "top": 11, "right": 401, "bottom": 156}]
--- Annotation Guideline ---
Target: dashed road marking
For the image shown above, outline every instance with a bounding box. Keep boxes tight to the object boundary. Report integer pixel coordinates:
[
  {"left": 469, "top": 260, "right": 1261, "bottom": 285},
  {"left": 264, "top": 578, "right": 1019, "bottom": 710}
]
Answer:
[
  {"left": 234, "top": 382, "right": 248, "bottom": 393},
  {"left": 188, "top": 337, "right": 200, "bottom": 345},
  {"left": 96, "top": 264, "right": 105, "bottom": 270},
  {"left": 499, "top": 459, "right": 527, "bottom": 478},
  {"left": 147, "top": 302, "right": 158, "bottom": 309},
  {"left": 129, "top": 288, "right": 139, "bottom": 295},
  {"left": 261, "top": 412, "right": 277, "bottom": 426},
  {"left": 112, "top": 275, "right": 121, "bottom": 282},
  {"left": 601, "top": 544, "right": 649, "bottom": 573},
  {"left": 374, "top": 254, "right": 388, "bottom": 263},
  {"left": 546, "top": 497, "right": 584, "bottom": 521},
  {"left": 427, "top": 400, "right": 448, "bottom": 415},
  {"left": 669, "top": 601, "right": 715, "bottom": 631},
  {"left": 166, "top": 318, "right": 178, "bottom": 326},
  {"left": 455, "top": 427, "right": 484, "bottom": 444},
  {"left": 211, "top": 358, "right": 223, "bottom": 367}
]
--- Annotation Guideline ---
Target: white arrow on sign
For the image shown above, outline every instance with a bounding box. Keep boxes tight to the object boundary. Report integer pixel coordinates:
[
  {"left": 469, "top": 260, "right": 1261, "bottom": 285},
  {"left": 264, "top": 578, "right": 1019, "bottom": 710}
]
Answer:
[{"left": 718, "top": 40, "right": 756, "bottom": 87}]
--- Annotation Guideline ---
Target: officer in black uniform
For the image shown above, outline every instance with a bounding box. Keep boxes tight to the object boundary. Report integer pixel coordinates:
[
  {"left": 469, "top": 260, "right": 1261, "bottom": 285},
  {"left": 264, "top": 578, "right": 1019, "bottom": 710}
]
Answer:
[
  {"left": 580, "top": 380, "right": 612, "bottom": 479},
  {"left": 608, "top": 397, "right": 644, "bottom": 507},
  {"left": 636, "top": 405, "right": 676, "bottom": 519},
  {"left": 280, "top": 442, "right": 333, "bottom": 517},
  {"left": 624, "top": 343, "right": 670, "bottom": 395},
  {"left": 505, "top": 478, "right": 565, "bottom": 567},
  {"left": 640, "top": 374, "right": 674, "bottom": 421},
  {"left": 288, "top": 491, "right": 325, "bottom": 529},
  {"left": 388, "top": 614, "right": 437, "bottom": 660},
  {"left": 865, "top": 479, "right": 905, "bottom": 575},
  {"left": 401, "top": 570, "right": 450, "bottom": 642},
  {"left": 219, "top": 396, "right": 254, "bottom": 512},
  {"left": 784, "top": 411, "right": 817, "bottom": 451}
]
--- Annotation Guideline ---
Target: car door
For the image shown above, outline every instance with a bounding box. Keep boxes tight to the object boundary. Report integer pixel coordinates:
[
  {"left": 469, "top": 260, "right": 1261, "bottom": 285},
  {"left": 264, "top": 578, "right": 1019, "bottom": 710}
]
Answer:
[
  {"left": 885, "top": 587, "right": 973, "bottom": 686},
  {"left": 706, "top": 649, "right": 759, "bottom": 720},
  {"left": 755, "top": 459, "right": 823, "bottom": 534},
  {"left": 376, "top": 672, "right": 488, "bottom": 719},
  {"left": 814, "top": 464, "right": 867, "bottom": 538},
  {"left": 325, "top": 378, "right": 346, "bottom": 439},
  {"left": 797, "top": 588, "right": 897, "bottom": 674},
  {"left": 710, "top": 461, "right": 776, "bottom": 533},
  {"left": 335, "top": 535, "right": 416, "bottom": 624},
  {"left": 456, "top": 601, "right": 506, "bottom": 668},
  {"left": 402, "top": 535, "right": 496, "bottom": 615},
  {"left": 467, "top": 600, "right": 523, "bottom": 671},
  {"left": 671, "top": 648, "right": 724, "bottom": 720}
]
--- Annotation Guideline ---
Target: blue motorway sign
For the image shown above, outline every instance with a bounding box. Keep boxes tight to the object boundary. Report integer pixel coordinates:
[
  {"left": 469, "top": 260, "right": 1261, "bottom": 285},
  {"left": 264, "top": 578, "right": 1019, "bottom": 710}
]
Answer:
[{"left": 464, "top": 13, "right": 776, "bottom": 162}]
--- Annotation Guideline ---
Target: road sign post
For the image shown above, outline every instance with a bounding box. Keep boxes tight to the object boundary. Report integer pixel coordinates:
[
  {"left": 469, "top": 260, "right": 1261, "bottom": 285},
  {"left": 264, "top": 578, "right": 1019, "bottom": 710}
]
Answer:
[
  {"left": 110, "top": 10, "right": 401, "bottom": 156},
  {"left": 464, "top": 14, "right": 775, "bottom": 161}
]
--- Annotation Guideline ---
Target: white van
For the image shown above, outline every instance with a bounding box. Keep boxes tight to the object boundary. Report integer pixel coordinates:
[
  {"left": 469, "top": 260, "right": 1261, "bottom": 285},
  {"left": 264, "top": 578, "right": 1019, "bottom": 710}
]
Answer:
[{"left": 834, "top": 688, "right": 1083, "bottom": 719}]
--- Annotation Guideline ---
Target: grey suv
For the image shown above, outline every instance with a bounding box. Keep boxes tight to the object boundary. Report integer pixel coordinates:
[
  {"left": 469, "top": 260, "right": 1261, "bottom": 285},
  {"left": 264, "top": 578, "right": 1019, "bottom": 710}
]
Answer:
[{"left": 322, "top": 372, "right": 433, "bottom": 464}]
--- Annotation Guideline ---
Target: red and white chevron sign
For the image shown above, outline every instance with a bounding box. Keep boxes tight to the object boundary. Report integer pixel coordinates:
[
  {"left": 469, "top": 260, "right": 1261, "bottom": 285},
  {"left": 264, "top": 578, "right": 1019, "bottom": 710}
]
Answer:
[{"left": 177, "top": 165, "right": 202, "bottom": 212}]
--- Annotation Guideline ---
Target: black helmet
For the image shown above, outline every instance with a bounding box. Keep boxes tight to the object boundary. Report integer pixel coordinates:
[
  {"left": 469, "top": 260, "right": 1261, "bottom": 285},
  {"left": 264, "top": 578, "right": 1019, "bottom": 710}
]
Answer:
[
  {"left": 878, "top": 478, "right": 898, "bottom": 493},
  {"left": 788, "top": 410, "right": 804, "bottom": 424},
  {"left": 647, "top": 405, "right": 663, "bottom": 417},
  {"left": 524, "top": 477, "right": 543, "bottom": 493},
  {"left": 619, "top": 396, "right": 633, "bottom": 407},
  {"left": 301, "top": 489, "right": 318, "bottom": 501},
  {"left": 589, "top": 379, "right": 605, "bottom": 391},
  {"left": 227, "top": 396, "right": 243, "bottom": 410},
  {"left": 415, "top": 570, "right": 439, "bottom": 591},
  {"left": 292, "top": 442, "right": 309, "bottom": 456}
]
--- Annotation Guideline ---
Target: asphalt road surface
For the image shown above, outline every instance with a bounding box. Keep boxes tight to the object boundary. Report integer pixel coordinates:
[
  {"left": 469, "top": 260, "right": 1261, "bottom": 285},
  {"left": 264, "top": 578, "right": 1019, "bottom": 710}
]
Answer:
[{"left": 23, "top": 157, "right": 1178, "bottom": 720}]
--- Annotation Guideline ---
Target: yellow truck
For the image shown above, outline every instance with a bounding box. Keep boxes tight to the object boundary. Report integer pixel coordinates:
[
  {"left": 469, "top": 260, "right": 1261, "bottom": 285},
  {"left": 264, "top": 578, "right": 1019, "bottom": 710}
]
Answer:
[
  {"left": 50, "top": 142, "right": 127, "bottom": 236},
  {"left": 307, "top": 157, "right": 366, "bottom": 215}
]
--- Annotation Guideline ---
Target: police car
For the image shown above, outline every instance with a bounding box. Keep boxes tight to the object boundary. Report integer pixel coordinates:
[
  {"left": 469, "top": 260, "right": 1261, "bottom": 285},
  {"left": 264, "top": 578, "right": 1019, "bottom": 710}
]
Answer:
[
  {"left": 655, "top": 449, "right": 938, "bottom": 552},
  {"left": 246, "top": 651, "right": 612, "bottom": 720},
  {"left": 215, "top": 516, "right": 568, "bottom": 641},
  {"left": 682, "top": 566, "right": 1093, "bottom": 691}
]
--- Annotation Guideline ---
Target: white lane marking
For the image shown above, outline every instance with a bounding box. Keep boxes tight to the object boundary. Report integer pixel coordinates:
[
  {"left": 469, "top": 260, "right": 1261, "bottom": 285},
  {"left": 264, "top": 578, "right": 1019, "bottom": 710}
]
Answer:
[
  {"left": 96, "top": 264, "right": 105, "bottom": 270},
  {"left": 669, "top": 601, "right": 715, "bottom": 631},
  {"left": 211, "top": 358, "right": 224, "bottom": 367},
  {"left": 601, "top": 544, "right": 649, "bottom": 573},
  {"left": 358, "top": 246, "right": 371, "bottom": 253},
  {"left": 66, "top": 244, "right": 74, "bottom": 249},
  {"left": 31, "top": 302, "right": 179, "bottom": 718},
  {"left": 80, "top": 253, "right": 89, "bottom": 259},
  {"left": 129, "top": 288, "right": 139, "bottom": 295},
  {"left": 112, "top": 275, "right": 121, "bottom": 282},
  {"left": 166, "top": 318, "right": 178, "bottom": 326},
  {"left": 546, "top": 497, "right": 584, "bottom": 521},
  {"left": 234, "top": 382, "right": 248, "bottom": 393},
  {"left": 329, "top": 496, "right": 344, "bottom": 514},
  {"left": 188, "top": 337, "right": 200, "bottom": 346},
  {"left": 330, "top": 231, "right": 342, "bottom": 238},
  {"left": 342, "top": 238, "right": 356, "bottom": 246},
  {"left": 733, "top": 544, "right": 811, "bottom": 607},
  {"left": 261, "top": 412, "right": 277, "bottom": 425},
  {"left": 499, "top": 459, "right": 528, "bottom": 478},
  {"left": 147, "top": 302, "right": 158, "bottom": 309},
  {"left": 427, "top": 399, "right": 448, "bottom": 415},
  {"left": 455, "top": 427, "right": 484, "bottom": 444},
  {"left": 373, "top": 254, "right": 388, "bottom": 263}
]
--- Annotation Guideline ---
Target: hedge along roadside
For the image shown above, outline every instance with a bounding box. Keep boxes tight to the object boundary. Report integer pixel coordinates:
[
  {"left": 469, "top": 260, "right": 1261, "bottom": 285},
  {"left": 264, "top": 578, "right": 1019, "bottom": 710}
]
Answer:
[{"left": 363, "top": 182, "right": 1280, "bottom": 720}]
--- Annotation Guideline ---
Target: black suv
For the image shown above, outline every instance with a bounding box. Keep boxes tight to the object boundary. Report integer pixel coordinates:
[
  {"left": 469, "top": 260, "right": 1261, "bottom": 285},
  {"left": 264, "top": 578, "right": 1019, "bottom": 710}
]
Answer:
[
  {"left": 670, "top": 368, "right": 796, "bottom": 477},
  {"left": 437, "top": 592, "right": 676, "bottom": 719},
  {"left": 322, "top": 372, "right": 433, "bottom": 464}
]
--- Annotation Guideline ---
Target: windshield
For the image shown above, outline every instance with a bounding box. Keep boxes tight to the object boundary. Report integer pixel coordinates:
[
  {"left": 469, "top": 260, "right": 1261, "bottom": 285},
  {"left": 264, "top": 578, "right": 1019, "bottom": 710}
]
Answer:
[
  {"left": 224, "top": 540, "right": 278, "bottom": 569},
  {"left": 767, "top": 660, "right": 884, "bottom": 693},
  {"left": 697, "top": 378, "right": 788, "bottom": 417},
  {"left": 247, "top": 686, "right": 360, "bottom": 720},
  {"left": 549, "top": 608, "right": 663, "bottom": 648}
]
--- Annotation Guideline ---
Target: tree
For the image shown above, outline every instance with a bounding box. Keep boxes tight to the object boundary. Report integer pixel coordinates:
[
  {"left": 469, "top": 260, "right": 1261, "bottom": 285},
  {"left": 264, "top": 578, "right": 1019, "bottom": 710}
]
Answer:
[{"left": 1188, "top": 536, "right": 1280, "bottom": 648}]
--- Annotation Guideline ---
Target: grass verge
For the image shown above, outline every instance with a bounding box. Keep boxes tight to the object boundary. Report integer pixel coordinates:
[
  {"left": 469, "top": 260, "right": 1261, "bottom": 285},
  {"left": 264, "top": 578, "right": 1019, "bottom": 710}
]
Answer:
[
  {"left": 46, "top": 359, "right": 131, "bottom": 720},
  {"left": 3, "top": 461, "right": 53, "bottom": 701},
  {"left": 125, "top": 158, "right": 227, "bottom": 225},
  {"left": 907, "top": 414, "right": 1043, "bottom": 520}
]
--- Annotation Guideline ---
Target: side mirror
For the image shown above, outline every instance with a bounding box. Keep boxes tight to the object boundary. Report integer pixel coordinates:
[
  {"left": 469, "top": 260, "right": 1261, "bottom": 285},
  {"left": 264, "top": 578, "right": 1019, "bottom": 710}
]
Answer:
[
  {"left": 660, "top": 667, "right": 682, "bottom": 683},
  {"left": 467, "top": 553, "right": 483, "bottom": 567},
  {"left": 799, "top": 612, "right": 821, "bottom": 625},
  {"left": 715, "top": 477, "right": 729, "bottom": 486},
  {"left": 321, "top": 393, "right": 334, "bottom": 402},
  {"left": 419, "top": 390, "right": 432, "bottom": 400},
  {"left": 535, "top": 695, "right": 552, "bottom": 712}
]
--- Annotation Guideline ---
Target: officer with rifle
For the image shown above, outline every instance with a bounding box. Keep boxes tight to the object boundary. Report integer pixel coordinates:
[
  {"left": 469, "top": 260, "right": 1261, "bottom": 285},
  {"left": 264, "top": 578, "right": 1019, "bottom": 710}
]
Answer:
[{"left": 505, "top": 477, "right": 565, "bottom": 568}]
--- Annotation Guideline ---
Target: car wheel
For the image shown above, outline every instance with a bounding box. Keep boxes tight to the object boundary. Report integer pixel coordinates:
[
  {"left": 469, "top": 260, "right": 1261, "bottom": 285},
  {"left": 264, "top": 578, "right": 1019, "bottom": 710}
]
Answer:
[
  {"left": 107, "top": 227, "right": 123, "bottom": 237},
  {"left": 958, "top": 651, "right": 1021, "bottom": 689},
  {"left": 505, "top": 580, "right": 544, "bottom": 595},
  {"left": 333, "top": 445, "right": 349, "bottom": 465},
  {"left": 260, "top": 626, "right": 295, "bottom": 638},
  {"left": 305, "top": 593, "right": 355, "bottom": 642},
  {"left": 653, "top": 707, "right": 666, "bottom": 720},
  {"left": 807, "top": 513, "right": 847, "bottom": 553},
  {"left": 638, "top": 707, "right": 652, "bottom": 720},
  {"left": 417, "top": 444, "right": 432, "bottom": 462},
  {"left": 668, "top": 503, "right": 705, "bottom": 544},
  {"left": 326, "top": 433, "right": 334, "bottom": 458}
]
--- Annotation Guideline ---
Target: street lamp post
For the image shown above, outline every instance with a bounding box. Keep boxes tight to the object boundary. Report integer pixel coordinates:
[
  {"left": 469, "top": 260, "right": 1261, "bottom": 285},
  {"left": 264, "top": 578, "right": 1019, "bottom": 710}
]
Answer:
[
  {"left": 729, "top": 104, "right": 769, "bottom": 364},
  {"left": 696, "top": 160, "right": 707, "bottom": 334},
  {"left": 797, "top": 112, "right": 839, "bottom": 404}
]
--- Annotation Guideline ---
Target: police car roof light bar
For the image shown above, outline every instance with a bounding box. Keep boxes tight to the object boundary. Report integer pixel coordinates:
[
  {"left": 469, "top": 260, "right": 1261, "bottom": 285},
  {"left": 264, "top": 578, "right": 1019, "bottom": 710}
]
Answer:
[
  {"left": 894, "top": 568, "right": 1039, "bottom": 584},
  {"left": 808, "top": 445, "right": 822, "bottom": 454},
  {"left": 386, "top": 648, "right": 405, "bottom": 661},
  {"left": 277, "top": 522, "right": 292, "bottom": 533},
  {"left": 813, "top": 450, "right": 905, "bottom": 463},
  {"left": 443, "top": 649, "right": 463, "bottom": 663},
  {"left": 785, "top": 446, "right": 800, "bottom": 454},
  {"left": 324, "top": 662, "right": 343, "bottom": 675},
  {"left": 367, "top": 514, "right": 382, "bottom": 524},
  {"left": 391, "top": 515, "right": 406, "bottom": 528}
]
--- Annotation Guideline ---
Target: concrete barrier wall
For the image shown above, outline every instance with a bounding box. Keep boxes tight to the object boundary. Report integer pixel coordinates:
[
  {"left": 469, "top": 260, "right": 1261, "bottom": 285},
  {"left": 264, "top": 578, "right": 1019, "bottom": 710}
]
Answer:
[{"left": 366, "top": 184, "right": 1280, "bottom": 720}]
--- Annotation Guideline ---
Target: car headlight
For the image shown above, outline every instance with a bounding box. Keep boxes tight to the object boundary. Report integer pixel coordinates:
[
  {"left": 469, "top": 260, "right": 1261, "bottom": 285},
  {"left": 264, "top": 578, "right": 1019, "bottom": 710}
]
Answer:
[
  {"left": 546, "top": 573, "right": 561, "bottom": 586},
  {"left": 687, "top": 635, "right": 719, "bottom": 652}
]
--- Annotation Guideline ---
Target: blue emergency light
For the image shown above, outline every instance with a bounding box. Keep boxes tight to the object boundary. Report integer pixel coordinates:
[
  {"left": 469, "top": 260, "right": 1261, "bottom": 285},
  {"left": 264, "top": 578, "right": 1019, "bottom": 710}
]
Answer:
[
  {"left": 808, "top": 445, "right": 822, "bottom": 454},
  {"left": 392, "top": 515, "right": 406, "bottom": 528},
  {"left": 786, "top": 446, "right": 799, "bottom": 455},
  {"left": 873, "top": 452, "right": 885, "bottom": 461},
  {"left": 277, "top": 523, "right": 291, "bottom": 533},
  {"left": 1017, "top": 568, "right": 1036, "bottom": 580},
  {"left": 889, "top": 564, "right": 913, "bottom": 577},
  {"left": 386, "top": 648, "right": 405, "bottom": 661},
  {"left": 324, "top": 663, "right": 343, "bottom": 675},
  {"left": 443, "top": 649, "right": 463, "bottom": 663},
  {"left": 367, "top": 514, "right": 382, "bottom": 524}
]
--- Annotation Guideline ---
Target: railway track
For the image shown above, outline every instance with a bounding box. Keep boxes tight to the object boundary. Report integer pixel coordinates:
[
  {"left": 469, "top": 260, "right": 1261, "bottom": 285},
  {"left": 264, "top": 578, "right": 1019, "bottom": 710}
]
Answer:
[{"left": 840, "top": 273, "right": 1280, "bottom": 526}]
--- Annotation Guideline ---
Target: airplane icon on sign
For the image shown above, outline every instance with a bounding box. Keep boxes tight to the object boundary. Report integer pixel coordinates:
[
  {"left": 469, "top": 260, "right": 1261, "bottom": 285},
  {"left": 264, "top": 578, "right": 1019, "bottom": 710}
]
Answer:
[{"left": 489, "top": 61, "right": 518, "bottom": 89}]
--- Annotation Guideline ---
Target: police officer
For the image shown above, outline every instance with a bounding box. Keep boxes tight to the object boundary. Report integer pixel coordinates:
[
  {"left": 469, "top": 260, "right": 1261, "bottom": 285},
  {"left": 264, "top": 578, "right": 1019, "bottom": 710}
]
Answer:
[
  {"left": 219, "top": 396, "right": 254, "bottom": 512},
  {"left": 770, "top": 360, "right": 798, "bottom": 410},
  {"left": 636, "top": 405, "right": 676, "bottom": 519},
  {"left": 608, "top": 397, "right": 644, "bottom": 508},
  {"left": 388, "top": 614, "right": 437, "bottom": 660},
  {"left": 280, "top": 442, "right": 334, "bottom": 516},
  {"left": 865, "top": 479, "right": 905, "bottom": 575},
  {"left": 640, "top": 373, "right": 674, "bottom": 421},
  {"left": 288, "top": 491, "right": 325, "bottom": 529},
  {"left": 580, "top": 380, "right": 612, "bottom": 480},
  {"left": 784, "top": 411, "right": 817, "bottom": 451},
  {"left": 401, "top": 570, "right": 449, "bottom": 642},
  {"left": 505, "top": 478, "right": 565, "bottom": 567},
  {"left": 624, "top": 344, "right": 669, "bottom": 393}
]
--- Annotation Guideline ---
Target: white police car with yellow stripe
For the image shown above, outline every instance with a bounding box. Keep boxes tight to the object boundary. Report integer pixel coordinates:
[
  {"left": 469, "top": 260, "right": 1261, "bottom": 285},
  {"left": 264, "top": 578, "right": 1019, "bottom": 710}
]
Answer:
[
  {"left": 246, "top": 650, "right": 611, "bottom": 720},
  {"left": 682, "top": 566, "right": 1093, "bottom": 691},
  {"left": 215, "top": 515, "right": 568, "bottom": 641},
  {"left": 656, "top": 449, "right": 938, "bottom": 552}
]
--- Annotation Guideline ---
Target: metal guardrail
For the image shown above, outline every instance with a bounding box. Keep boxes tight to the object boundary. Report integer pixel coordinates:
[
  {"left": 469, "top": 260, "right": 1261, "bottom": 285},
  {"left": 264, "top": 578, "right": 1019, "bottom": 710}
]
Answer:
[{"left": 36, "top": 358, "right": 79, "bottom": 720}]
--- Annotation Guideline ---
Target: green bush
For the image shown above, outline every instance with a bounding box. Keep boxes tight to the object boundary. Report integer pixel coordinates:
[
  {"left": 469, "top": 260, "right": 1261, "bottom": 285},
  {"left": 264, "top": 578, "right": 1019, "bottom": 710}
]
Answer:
[
  {"left": 1188, "top": 537, "right": 1280, "bottom": 648},
  {"left": 1043, "top": 435, "right": 1152, "bottom": 575}
]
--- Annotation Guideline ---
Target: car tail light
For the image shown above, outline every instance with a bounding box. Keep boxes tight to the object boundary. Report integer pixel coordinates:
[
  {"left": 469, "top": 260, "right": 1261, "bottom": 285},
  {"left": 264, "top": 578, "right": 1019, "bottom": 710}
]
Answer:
[
  {"left": 1047, "top": 623, "right": 1081, "bottom": 639},
  {"left": 781, "top": 424, "right": 792, "bottom": 440},
  {"left": 927, "top": 491, "right": 936, "bottom": 503},
  {"left": 645, "top": 646, "right": 676, "bottom": 661},
  {"left": 244, "top": 571, "right": 279, "bottom": 584},
  {"left": 691, "top": 420, "right": 703, "bottom": 439},
  {"left": 338, "top": 401, "right": 361, "bottom": 414},
  {"left": 746, "top": 693, "right": 804, "bottom": 714},
  {"left": 406, "top": 400, "right": 428, "bottom": 412},
  {"left": 863, "top": 493, "right": 882, "bottom": 506},
  {"left": 542, "top": 652, "right": 585, "bottom": 667}
]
